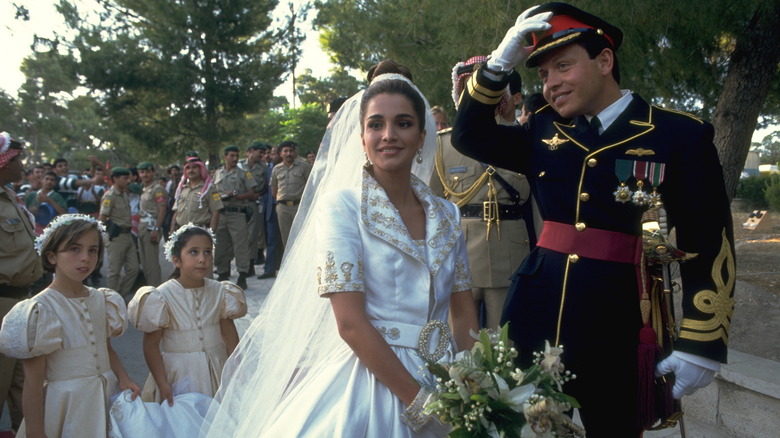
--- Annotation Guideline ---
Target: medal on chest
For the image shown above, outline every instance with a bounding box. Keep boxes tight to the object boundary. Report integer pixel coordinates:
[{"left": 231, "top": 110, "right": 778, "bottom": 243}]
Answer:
[{"left": 614, "top": 159, "right": 666, "bottom": 207}]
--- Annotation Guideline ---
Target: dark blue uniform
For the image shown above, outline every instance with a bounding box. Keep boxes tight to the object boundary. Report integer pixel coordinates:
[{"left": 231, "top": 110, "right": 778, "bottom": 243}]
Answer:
[{"left": 453, "top": 68, "right": 735, "bottom": 436}]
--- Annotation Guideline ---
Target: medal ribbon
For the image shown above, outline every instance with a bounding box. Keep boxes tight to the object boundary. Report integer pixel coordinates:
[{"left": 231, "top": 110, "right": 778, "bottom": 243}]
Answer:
[
  {"left": 648, "top": 162, "right": 665, "bottom": 188},
  {"left": 633, "top": 160, "right": 648, "bottom": 181},
  {"left": 615, "top": 159, "right": 633, "bottom": 182}
]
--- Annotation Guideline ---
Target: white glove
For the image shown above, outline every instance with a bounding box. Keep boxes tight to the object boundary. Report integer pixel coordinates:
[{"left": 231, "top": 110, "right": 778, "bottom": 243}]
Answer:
[
  {"left": 487, "top": 5, "right": 553, "bottom": 72},
  {"left": 655, "top": 351, "right": 719, "bottom": 399}
]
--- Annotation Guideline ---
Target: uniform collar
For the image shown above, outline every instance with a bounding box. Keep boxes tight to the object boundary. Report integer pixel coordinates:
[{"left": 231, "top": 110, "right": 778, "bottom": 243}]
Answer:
[{"left": 585, "top": 89, "right": 633, "bottom": 134}]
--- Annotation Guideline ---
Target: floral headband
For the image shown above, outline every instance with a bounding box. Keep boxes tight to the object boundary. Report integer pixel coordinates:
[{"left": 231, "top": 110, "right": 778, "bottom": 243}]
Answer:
[
  {"left": 163, "top": 223, "right": 216, "bottom": 263},
  {"left": 34, "top": 214, "right": 107, "bottom": 255}
]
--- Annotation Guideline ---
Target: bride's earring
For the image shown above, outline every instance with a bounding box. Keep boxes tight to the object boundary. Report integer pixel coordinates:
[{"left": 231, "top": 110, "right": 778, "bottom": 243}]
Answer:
[
  {"left": 364, "top": 152, "right": 372, "bottom": 168},
  {"left": 415, "top": 148, "right": 423, "bottom": 164}
]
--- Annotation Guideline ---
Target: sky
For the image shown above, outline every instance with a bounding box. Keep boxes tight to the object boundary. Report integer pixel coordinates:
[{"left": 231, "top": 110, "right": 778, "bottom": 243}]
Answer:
[{"left": 0, "top": 0, "right": 333, "bottom": 105}]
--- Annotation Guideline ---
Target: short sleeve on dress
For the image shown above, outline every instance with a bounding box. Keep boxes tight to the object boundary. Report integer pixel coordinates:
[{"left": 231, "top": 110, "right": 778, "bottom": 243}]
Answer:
[
  {"left": 219, "top": 281, "right": 248, "bottom": 320},
  {"left": 314, "top": 190, "right": 364, "bottom": 296},
  {"left": 127, "top": 286, "right": 170, "bottom": 332},
  {"left": 0, "top": 299, "right": 63, "bottom": 359},
  {"left": 98, "top": 287, "right": 128, "bottom": 337}
]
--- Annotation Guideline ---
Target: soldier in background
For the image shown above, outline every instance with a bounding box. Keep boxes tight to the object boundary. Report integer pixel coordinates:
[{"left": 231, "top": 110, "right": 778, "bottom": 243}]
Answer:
[
  {"left": 99, "top": 166, "right": 140, "bottom": 297},
  {"left": 137, "top": 161, "right": 167, "bottom": 286},
  {"left": 430, "top": 57, "right": 534, "bottom": 329},
  {"left": 0, "top": 131, "right": 43, "bottom": 433},
  {"left": 214, "top": 145, "right": 257, "bottom": 289},
  {"left": 171, "top": 156, "right": 222, "bottom": 231},
  {"left": 270, "top": 141, "right": 311, "bottom": 247},
  {"left": 239, "top": 142, "right": 269, "bottom": 274}
]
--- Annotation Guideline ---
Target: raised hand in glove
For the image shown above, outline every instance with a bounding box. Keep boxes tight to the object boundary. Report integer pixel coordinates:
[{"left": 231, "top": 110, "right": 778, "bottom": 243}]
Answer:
[
  {"left": 655, "top": 351, "right": 719, "bottom": 399},
  {"left": 487, "top": 5, "right": 553, "bottom": 73}
]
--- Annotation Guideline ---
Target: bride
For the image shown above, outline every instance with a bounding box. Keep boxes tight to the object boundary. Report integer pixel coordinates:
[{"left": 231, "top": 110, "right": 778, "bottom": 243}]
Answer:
[{"left": 200, "top": 63, "right": 479, "bottom": 437}]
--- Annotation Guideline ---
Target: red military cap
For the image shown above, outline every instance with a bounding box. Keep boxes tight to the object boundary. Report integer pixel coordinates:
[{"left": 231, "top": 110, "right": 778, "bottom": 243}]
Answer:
[{"left": 525, "top": 2, "right": 623, "bottom": 68}]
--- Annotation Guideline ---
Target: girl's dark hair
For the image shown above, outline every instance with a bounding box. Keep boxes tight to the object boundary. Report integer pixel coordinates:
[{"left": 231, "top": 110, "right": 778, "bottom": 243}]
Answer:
[
  {"left": 41, "top": 220, "right": 105, "bottom": 273},
  {"left": 168, "top": 226, "right": 213, "bottom": 279},
  {"left": 360, "top": 79, "right": 426, "bottom": 134}
]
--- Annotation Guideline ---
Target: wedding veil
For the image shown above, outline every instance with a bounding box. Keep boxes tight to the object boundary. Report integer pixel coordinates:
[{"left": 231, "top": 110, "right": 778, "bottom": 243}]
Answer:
[{"left": 199, "top": 73, "right": 438, "bottom": 437}]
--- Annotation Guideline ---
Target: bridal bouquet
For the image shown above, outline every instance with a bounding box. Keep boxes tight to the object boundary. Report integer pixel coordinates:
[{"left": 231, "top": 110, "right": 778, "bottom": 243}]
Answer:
[{"left": 424, "top": 324, "right": 584, "bottom": 438}]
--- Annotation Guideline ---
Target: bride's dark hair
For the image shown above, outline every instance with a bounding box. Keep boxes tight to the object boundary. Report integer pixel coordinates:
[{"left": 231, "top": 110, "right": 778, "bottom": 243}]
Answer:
[
  {"left": 359, "top": 79, "right": 427, "bottom": 134},
  {"left": 366, "top": 59, "right": 413, "bottom": 83}
]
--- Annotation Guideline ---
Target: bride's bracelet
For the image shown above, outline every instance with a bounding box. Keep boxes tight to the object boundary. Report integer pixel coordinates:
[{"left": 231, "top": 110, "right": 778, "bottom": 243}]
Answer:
[{"left": 401, "top": 387, "right": 432, "bottom": 432}]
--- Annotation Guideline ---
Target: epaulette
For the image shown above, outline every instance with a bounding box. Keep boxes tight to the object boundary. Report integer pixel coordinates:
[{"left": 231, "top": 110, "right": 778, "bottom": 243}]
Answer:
[{"left": 652, "top": 105, "right": 705, "bottom": 124}]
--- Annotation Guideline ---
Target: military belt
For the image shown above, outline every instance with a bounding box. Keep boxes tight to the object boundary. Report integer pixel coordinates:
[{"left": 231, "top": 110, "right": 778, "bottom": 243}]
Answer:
[
  {"left": 460, "top": 203, "right": 524, "bottom": 221},
  {"left": 224, "top": 206, "right": 249, "bottom": 213},
  {"left": 278, "top": 199, "right": 300, "bottom": 206},
  {"left": 0, "top": 284, "right": 32, "bottom": 299}
]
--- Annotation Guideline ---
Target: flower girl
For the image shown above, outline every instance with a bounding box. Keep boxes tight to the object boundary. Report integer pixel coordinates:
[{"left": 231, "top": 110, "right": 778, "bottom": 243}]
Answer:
[
  {"left": 0, "top": 214, "right": 141, "bottom": 437},
  {"left": 128, "top": 223, "right": 247, "bottom": 405}
]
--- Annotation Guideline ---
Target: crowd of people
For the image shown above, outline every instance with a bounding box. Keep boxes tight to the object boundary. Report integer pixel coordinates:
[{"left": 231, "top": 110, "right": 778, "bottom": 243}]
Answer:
[{"left": 0, "top": 2, "right": 737, "bottom": 437}]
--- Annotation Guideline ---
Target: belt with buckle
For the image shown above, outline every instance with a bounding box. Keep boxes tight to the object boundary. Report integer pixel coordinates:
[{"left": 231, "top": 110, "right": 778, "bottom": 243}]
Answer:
[
  {"left": 460, "top": 203, "right": 524, "bottom": 221},
  {"left": 279, "top": 199, "right": 300, "bottom": 206},
  {"left": 224, "top": 206, "right": 248, "bottom": 213}
]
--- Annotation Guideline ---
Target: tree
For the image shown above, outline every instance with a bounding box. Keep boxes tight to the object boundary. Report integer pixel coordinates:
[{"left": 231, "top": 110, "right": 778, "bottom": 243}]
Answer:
[
  {"left": 57, "top": 0, "right": 298, "bottom": 163},
  {"left": 295, "top": 67, "right": 361, "bottom": 107},
  {"left": 255, "top": 102, "right": 329, "bottom": 153},
  {"left": 314, "top": 0, "right": 780, "bottom": 200},
  {"left": 756, "top": 132, "right": 780, "bottom": 165}
]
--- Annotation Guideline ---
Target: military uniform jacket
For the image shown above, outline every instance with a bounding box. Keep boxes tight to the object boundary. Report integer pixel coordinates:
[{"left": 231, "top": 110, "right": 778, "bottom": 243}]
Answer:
[
  {"left": 0, "top": 187, "right": 42, "bottom": 287},
  {"left": 271, "top": 161, "right": 311, "bottom": 202},
  {"left": 430, "top": 129, "right": 532, "bottom": 288},
  {"left": 238, "top": 159, "right": 268, "bottom": 197},
  {"left": 100, "top": 187, "right": 132, "bottom": 228},
  {"left": 139, "top": 182, "right": 167, "bottom": 230},
  {"left": 173, "top": 182, "right": 224, "bottom": 226},
  {"left": 452, "top": 69, "right": 734, "bottom": 363},
  {"left": 214, "top": 166, "right": 258, "bottom": 208}
]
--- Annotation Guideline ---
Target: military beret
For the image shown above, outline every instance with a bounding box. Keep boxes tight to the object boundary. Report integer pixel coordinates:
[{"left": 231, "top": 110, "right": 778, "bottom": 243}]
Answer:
[
  {"left": 137, "top": 161, "right": 154, "bottom": 170},
  {"left": 507, "top": 70, "right": 523, "bottom": 95},
  {"left": 525, "top": 2, "right": 623, "bottom": 68},
  {"left": 248, "top": 141, "right": 269, "bottom": 151},
  {"left": 111, "top": 167, "right": 131, "bottom": 177},
  {"left": 327, "top": 97, "right": 347, "bottom": 114},
  {"left": 185, "top": 150, "right": 200, "bottom": 158},
  {"left": 223, "top": 145, "right": 240, "bottom": 155}
]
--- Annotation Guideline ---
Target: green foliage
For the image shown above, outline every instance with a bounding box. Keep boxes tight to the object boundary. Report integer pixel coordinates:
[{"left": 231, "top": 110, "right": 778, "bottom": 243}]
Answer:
[
  {"left": 256, "top": 103, "right": 329, "bottom": 154},
  {"left": 296, "top": 68, "right": 361, "bottom": 107},
  {"left": 756, "top": 131, "right": 780, "bottom": 165},
  {"left": 764, "top": 176, "right": 780, "bottom": 212},
  {"left": 61, "top": 0, "right": 295, "bottom": 161},
  {"left": 313, "top": 0, "right": 773, "bottom": 121},
  {"left": 735, "top": 175, "right": 774, "bottom": 209}
]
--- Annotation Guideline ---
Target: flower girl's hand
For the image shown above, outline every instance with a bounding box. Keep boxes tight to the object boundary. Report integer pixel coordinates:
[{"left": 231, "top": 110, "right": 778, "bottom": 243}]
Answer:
[
  {"left": 158, "top": 382, "right": 175, "bottom": 406},
  {"left": 120, "top": 379, "right": 142, "bottom": 401}
]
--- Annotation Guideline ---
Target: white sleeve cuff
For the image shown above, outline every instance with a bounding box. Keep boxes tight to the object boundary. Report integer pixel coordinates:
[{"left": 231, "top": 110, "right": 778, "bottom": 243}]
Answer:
[{"left": 672, "top": 350, "right": 721, "bottom": 372}]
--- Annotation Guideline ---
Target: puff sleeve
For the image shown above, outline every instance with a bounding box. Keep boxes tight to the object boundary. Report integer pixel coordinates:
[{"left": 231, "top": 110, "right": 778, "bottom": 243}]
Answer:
[
  {"left": 219, "top": 281, "right": 248, "bottom": 320},
  {"left": 0, "top": 299, "right": 63, "bottom": 359},
  {"left": 314, "top": 190, "right": 364, "bottom": 296},
  {"left": 99, "top": 287, "right": 128, "bottom": 337},
  {"left": 127, "top": 286, "right": 170, "bottom": 332}
]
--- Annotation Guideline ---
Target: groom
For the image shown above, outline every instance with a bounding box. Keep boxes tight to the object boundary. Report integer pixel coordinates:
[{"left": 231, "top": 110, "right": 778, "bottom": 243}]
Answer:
[{"left": 452, "top": 3, "right": 734, "bottom": 437}]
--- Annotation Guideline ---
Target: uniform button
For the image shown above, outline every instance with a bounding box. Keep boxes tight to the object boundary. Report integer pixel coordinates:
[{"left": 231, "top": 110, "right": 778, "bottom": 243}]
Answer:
[
  {"left": 91, "top": 341, "right": 95, "bottom": 345},
  {"left": 575, "top": 222, "right": 586, "bottom": 231},
  {"left": 453, "top": 176, "right": 459, "bottom": 181},
  {"left": 93, "top": 353, "right": 98, "bottom": 357},
  {"left": 579, "top": 193, "right": 590, "bottom": 202},
  {"left": 538, "top": 171, "right": 546, "bottom": 177},
  {"left": 97, "top": 365, "right": 101, "bottom": 370},
  {"left": 587, "top": 158, "right": 597, "bottom": 167},
  {"left": 568, "top": 254, "right": 580, "bottom": 263}
]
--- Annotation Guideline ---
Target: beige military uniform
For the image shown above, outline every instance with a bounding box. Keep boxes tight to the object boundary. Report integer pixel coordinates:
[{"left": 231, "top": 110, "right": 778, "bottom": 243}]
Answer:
[
  {"left": 173, "top": 181, "right": 223, "bottom": 228},
  {"left": 239, "top": 159, "right": 269, "bottom": 261},
  {"left": 271, "top": 161, "right": 311, "bottom": 246},
  {"left": 214, "top": 166, "right": 258, "bottom": 274},
  {"left": 100, "top": 186, "right": 139, "bottom": 297},
  {"left": 1, "top": 187, "right": 43, "bottom": 429},
  {"left": 138, "top": 182, "right": 167, "bottom": 286},
  {"left": 429, "top": 129, "right": 532, "bottom": 329}
]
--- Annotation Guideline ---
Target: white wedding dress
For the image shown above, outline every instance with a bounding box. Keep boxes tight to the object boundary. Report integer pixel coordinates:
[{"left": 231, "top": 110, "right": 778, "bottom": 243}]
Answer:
[{"left": 199, "top": 74, "right": 469, "bottom": 438}]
